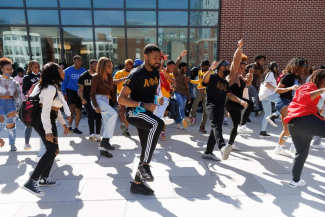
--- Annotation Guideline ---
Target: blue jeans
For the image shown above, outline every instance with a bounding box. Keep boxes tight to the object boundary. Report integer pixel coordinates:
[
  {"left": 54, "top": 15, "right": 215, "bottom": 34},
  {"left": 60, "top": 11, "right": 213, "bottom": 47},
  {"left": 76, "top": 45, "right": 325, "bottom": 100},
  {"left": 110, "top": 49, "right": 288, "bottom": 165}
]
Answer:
[
  {"left": 175, "top": 92, "right": 188, "bottom": 124},
  {"left": 248, "top": 86, "right": 262, "bottom": 111},
  {"left": 0, "top": 99, "right": 17, "bottom": 146},
  {"left": 95, "top": 95, "right": 117, "bottom": 138},
  {"left": 261, "top": 93, "right": 279, "bottom": 131}
]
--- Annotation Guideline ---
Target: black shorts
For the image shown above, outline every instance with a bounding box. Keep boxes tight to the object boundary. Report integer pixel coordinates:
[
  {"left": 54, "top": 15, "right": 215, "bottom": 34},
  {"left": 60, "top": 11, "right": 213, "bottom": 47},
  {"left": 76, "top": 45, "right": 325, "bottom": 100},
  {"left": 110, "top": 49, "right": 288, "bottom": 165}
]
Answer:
[{"left": 66, "top": 88, "right": 82, "bottom": 109}]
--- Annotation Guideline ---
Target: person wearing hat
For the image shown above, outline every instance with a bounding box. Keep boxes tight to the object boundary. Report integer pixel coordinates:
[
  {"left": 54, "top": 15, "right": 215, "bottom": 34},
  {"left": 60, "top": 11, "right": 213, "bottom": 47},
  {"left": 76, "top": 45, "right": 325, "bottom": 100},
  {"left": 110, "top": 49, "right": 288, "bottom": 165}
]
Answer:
[
  {"left": 62, "top": 55, "right": 86, "bottom": 135},
  {"left": 202, "top": 60, "right": 248, "bottom": 161},
  {"left": 78, "top": 59, "right": 102, "bottom": 142},
  {"left": 189, "top": 59, "right": 211, "bottom": 133},
  {"left": 113, "top": 59, "right": 134, "bottom": 138}
]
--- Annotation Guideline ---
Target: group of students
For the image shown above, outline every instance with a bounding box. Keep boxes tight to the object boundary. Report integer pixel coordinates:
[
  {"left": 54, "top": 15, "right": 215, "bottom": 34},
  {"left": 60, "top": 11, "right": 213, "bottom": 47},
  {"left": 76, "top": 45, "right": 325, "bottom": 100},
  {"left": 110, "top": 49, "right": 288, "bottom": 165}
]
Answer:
[{"left": 1, "top": 39, "right": 325, "bottom": 196}]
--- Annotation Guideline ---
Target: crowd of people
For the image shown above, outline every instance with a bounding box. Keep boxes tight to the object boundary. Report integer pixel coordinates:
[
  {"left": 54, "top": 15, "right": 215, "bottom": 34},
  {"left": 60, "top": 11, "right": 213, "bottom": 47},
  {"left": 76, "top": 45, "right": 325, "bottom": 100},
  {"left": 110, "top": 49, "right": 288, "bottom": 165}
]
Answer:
[{"left": 0, "top": 39, "right": 325, "bottom": 197}]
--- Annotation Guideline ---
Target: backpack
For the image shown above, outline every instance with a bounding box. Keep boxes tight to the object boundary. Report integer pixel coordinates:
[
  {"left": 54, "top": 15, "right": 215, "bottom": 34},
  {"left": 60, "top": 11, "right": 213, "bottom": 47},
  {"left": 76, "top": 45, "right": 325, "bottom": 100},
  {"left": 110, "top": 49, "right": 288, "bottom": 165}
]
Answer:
[{"left": 19, "top": 83, "right": 57, "bottom": 127}]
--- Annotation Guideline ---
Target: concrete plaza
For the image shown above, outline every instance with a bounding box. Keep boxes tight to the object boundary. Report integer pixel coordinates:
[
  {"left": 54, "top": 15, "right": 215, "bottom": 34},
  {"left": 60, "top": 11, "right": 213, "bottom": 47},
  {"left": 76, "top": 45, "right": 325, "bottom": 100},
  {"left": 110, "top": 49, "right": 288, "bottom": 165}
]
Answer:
[{"left": 1, "top": 112, "right": 325, "bottom": 217}]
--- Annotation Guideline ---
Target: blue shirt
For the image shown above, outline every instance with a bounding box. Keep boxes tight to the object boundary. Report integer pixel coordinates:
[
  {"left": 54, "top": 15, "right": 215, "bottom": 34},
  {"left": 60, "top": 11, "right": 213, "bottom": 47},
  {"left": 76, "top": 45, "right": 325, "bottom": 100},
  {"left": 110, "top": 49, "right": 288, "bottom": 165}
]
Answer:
[{"left": 62, "top": 66, "right": 86, "bottom": 95}]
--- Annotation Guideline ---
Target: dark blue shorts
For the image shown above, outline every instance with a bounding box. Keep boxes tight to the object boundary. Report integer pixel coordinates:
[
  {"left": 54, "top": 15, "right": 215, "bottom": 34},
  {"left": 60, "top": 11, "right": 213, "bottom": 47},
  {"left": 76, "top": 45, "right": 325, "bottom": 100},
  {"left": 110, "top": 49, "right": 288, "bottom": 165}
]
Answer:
[{"left": 275, "top": 97, "right": 291, "bottom": 112}]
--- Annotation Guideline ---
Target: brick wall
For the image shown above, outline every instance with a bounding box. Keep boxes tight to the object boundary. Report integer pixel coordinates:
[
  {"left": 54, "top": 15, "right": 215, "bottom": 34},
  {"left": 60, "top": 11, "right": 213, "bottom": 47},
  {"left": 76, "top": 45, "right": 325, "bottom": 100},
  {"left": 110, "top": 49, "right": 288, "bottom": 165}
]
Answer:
[{"left": 218, "top": 0, "right": 325, "bottom": 80}]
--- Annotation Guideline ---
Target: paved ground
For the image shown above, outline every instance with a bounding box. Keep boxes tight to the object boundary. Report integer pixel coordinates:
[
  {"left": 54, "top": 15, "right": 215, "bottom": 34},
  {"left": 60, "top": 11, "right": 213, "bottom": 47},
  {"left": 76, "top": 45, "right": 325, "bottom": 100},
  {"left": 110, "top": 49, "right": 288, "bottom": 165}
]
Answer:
[{"left": 1, "top": 112, "right": 325, "bottom": 217}]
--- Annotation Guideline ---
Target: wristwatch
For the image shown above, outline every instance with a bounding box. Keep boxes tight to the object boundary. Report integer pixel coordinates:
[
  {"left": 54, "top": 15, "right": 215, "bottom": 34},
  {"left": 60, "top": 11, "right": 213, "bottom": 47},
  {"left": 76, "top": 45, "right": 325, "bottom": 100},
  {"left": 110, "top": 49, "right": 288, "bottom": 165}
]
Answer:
[{"left": 139, "top": 102, "right": 144, "bottom": 107}]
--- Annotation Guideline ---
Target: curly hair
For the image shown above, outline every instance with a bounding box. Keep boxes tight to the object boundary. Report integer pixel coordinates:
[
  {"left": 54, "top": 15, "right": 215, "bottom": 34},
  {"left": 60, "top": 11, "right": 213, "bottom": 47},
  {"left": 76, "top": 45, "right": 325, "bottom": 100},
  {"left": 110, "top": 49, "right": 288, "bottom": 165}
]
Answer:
[
  {"left": 282, "top": 58, "right": 304, "bottom": 76},
  {"left": 254, "top": 54, "right": 266, "bottom": 62},
  {"left": 39, "top": 62, "right": 62, "bottom": 91},
  {"left": 26, "top": 60, "right": 39, "bottom": 74},
  {"left": 309, "top": 69, "right": 325, "bottom": 89},
  {"left": 0, "top": 57, "right": 12, "bottom": 68}
]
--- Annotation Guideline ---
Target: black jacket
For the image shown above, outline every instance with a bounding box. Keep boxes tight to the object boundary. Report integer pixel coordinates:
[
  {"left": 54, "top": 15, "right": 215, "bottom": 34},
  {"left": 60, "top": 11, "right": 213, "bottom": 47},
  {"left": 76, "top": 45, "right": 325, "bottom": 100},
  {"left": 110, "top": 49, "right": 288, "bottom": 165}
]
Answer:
[{"left": 22, "top": 73, "right": 41, "bottom": 95}]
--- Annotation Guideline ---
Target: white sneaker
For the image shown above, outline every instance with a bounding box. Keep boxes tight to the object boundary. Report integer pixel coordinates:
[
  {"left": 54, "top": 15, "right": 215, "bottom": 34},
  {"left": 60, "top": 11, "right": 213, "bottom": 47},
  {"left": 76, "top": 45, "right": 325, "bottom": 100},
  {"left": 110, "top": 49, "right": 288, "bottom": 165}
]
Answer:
[
  {"left": 24, "top": 144, "right": 32, "bottom": 150},
  {"left": 161, "top": 117, "right": 174, "bottom": 125},
  {"left": 89, "top": 134, "right": 97, "bottom": 142},
  {"left": 274, "top": 146, "right": 291, "bottom": 156},
  {"left": 175, "top": 124, "right": 185, "bottom": 130},
  {"left": 231, "top": 144, "right": 241, "bottom": 151},
  {"left": 95, "top": 135, "right": 102, "bottom": 142},
  {"left": 289, "top": 144, "right": 296, "bottom": 153},
  {"left": 311, "top": 144, "right": 325, "bottom": 149},
  {"left": 238, "top": 125, "right": 253, "bottom": 134},
  {"left": 289, "top": 179, "right": 306, "bottom": 188},
  {"left": 153, "top": 150, "right": 160, "bottom": 155},
  {"left": 221, "top": 144, "right": 232, "bottom": 160}
]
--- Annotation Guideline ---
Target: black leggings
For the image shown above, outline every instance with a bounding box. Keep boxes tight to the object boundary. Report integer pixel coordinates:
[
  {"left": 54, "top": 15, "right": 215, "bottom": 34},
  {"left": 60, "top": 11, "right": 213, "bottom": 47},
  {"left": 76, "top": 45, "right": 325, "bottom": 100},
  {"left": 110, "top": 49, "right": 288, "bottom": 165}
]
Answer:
[
  {"left": 288, "top": 115, "right": 325, "bottom": 182},
  {"left": 84, "top": 101, "right": 102, "bottom": 135},
  {"left": 31, "top": 111, "right": 59, "bottom": 180},
  {"left": 126, "top": 109, "right": 164, "bottom": 182},
  {"left": 225, "top": 98, "right": 254, "bottom": 145}
]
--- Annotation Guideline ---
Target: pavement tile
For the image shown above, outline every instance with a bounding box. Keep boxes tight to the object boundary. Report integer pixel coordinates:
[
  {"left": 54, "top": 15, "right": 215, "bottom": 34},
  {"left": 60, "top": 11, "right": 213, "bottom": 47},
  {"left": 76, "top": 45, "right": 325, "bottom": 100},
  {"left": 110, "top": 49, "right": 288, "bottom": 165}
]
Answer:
[{"left": 0, "top": 203, "right": 24, "bottom": 217}]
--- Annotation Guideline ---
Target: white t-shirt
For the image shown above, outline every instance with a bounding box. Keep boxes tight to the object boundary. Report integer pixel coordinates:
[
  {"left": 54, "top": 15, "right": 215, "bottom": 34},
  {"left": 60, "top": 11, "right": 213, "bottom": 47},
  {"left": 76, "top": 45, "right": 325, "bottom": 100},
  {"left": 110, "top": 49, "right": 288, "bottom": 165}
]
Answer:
[{"left": 258, "top": 71, "right": 277, "bottom": 100}]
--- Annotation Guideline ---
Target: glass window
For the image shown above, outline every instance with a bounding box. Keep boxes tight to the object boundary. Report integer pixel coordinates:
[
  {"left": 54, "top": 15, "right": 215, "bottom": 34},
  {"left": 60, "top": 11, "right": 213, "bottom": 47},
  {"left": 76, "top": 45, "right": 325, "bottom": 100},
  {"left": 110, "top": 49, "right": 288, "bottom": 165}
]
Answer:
[
  {"left": 29, "top": 27, "right": 61, "bottom": 68},
  {"left": 93, "top": 0, "right": 124, "bottom": 8},
  {"left": 62, "top": 27, "right": 94, "bottom": 69},
  {"left": 126, "top": 0, "right": 156, "bottom": 9},
  {"left": 59, "top": 0, "right": 91, "bottom": 8},
  {"left": 26, "top": 0, "right": 57, "bottom": 7},
  {"left": 127, "top": 28, "right": 156, "bottom": 60},
  {"left": 189, "top": 28, "right": 218, "bottom": 67},
  {"left": 158, "top": 12, "right": 188, "bottom": 26},
  {"left": 94, "top": 11, "right": 124, "bottom": 25},
  {"left": 0, "top": 0, "right": 23, "bottom": 7},
  {"left": 27, "top": 10, "right": 59, "bottom": 25},
  {"left": 61, "top": 10, "right": 92, "bottom": 25},
  {"left": 126, "top": 11, "right": 156, "bottom": 26},
  {"left": 158, "top": 28, "right": 187, "bottom": 62},
  {"left": 0, "top": 27, "right": 27, "bottom": 69},
  {"left": 0, "top": 9, "right": 25, "bottom": 25},
  {"left": 95, "top": 28, "right": 125, "bottom": 68},
  {"left": 158, "top": 0, "right": 188, "bottom": 9},
  {"left": 190, "top": 11, "right": 218, "bottom": 26},
  {"left": 190, "top": 0, "right": 219, "bottom": 9}
]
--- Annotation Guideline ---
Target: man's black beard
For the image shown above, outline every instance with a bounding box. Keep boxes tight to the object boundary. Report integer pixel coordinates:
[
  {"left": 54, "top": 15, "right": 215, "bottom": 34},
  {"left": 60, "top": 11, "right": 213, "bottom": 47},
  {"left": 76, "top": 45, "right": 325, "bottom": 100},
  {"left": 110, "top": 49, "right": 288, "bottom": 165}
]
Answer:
[{"left": 149, "top": 63, "right": 160, "bottom": 70}]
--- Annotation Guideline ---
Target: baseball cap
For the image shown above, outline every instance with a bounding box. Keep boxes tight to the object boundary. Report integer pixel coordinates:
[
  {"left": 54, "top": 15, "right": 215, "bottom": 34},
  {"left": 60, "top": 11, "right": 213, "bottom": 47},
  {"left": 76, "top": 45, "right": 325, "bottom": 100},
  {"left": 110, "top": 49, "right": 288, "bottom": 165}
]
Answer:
[{"left": 133, "top": 59, "right": 143, "bottom": 67}]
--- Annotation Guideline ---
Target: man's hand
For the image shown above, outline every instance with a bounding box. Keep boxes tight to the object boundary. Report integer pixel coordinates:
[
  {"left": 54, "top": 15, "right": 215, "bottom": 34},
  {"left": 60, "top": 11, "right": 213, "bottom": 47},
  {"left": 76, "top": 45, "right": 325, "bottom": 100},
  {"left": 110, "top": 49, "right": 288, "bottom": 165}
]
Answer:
[
  {"left": 143, "top": 103, "right": 156, "bottom": 112},
  {"left": 210, "top": 61, "right": 218, "bottom": 70},
  {"left": 95, "top": 107, "right": 101, "bottom": 113},
  {"left": 63, "top": 124, "right": 69, "bottom": 135},
  {"left": 0, "top": 138, "right": 4, "bottom": 148},
  {"left": 188, "top": 98, "right": 191, "bottom": 104},
  {"left": 291, "top": 85, "right": 299, "bottom": 90},
  {"left": 66, "top": 116, "right": 71, "bottom": 122},
  {"left": 158, "top": 97, "right": 164, "bottom": 106},
  {"left": 238, "top": 39, "right": 244, "bottom": 48},
  {"left": 180, "top": 50, "right": 187, "bottom": 58},
  {"left": 198, "top": 88, "right": 205, "bottom": 92},
  {"left": 240, "top": 100, "right": 248, "bottom": 108},
  {"left": 82, "top": 99, "right": 87, "bottom": 105},
  {"left": 46, "top": 133, "right": 54, "bottom": 143}
]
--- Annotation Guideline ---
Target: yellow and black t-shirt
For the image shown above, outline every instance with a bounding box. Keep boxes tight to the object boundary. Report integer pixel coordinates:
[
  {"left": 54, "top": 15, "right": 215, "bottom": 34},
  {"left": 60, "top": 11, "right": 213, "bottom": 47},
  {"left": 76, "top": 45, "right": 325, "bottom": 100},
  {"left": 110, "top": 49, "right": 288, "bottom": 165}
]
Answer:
[
  {"left": 114, "top": 69, "right": 130, "bottom": 94},
  {"left": 123, "top": 65, "right": 159, "bottom": 109},
  {"left": 202, "top": 73, "right": 230, "bottom": 104},
  {"left": 77, "top": 70, "right": 93, "bottom": 101}
]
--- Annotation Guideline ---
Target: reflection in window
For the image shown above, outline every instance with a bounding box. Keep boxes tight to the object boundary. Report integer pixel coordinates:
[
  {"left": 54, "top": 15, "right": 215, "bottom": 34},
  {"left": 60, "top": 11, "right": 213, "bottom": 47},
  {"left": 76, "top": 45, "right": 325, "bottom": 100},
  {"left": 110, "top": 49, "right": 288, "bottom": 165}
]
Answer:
[
  {"left": 190, "top": 0, "right": 219, "bottom": 9},
  {"left": 26, "top": 0, "right": 57, "bottom": 7},
  {"left": 60, "top": 0, "right": 90, "bottom": 8},
  {"left": 63, "top": 27, "right": 94, "bottom": 69},
  {"left": 158, "top": 28, "right": 187, "bottom": 62},
  {"left": 126, "top": 11, "right": 156, "bottom": 26},
  {"left": 190, "top": 11, "right": 218, "bottom": 26},
  {"left": 95, "top": 28, "right": 125, "bottom": 66},
  {"left": 27, "top": 10, "right": 59, "bottom": 25},
  {"left": 61, "top": 10, "right": 92, "bottom": 25},
  {"left": 158, "top": 0, "right": 188, "bottom": 9},
  {"left": 135, "top": 48, "right": 140, "bottom": 59},
  {"left": 29, "top": 27, "right": 61, "bottom": 68},
  {"left": 158, "top": 12, "right": 188, "bottom": 26},
  {"left": 0, "top": 9, "right": 25, "bottom": 25},
  {"left": 0, "top": 0, "right": 23, "bottom": 7},
  {"left": 126, "top": 0, "right": 156, "bottom": 9},
  {"left": 94, "top": 11, "right": 124, "bottom": 25},
  {"left": 127, "top": 28, "right": 156, "bottom": 61},
  {"left": 189, "top": 28, "right": 218, "bottom": 67},
  {"left": 93, "top": 0, "right": 124, "bottom": 8}
]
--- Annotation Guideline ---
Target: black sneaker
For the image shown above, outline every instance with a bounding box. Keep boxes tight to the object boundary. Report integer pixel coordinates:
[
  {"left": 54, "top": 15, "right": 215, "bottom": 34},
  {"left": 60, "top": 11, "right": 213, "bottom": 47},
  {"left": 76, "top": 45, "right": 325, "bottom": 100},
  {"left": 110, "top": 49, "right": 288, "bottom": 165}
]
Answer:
[
  {"left": 136, "top": 164, "right": 154, "bottom": 182},
  {"left": 266, "top": 115, "right": 278, "bottom": 127},
  {"left": 68, "top": 126, "right": 73, "bottom": 135},
  {"left": 39, "top": 177, "right": 60, "bottom": 187},
  {"left": 259, "top": 131, "right": 271, "bottom": 138},
  {"left": 121, "top": 124, "right": 131, "bottom": 138},
  {"left": 73, "top": 128, "right": 83, "bottom": 134},
  {"left": 100, "top": 150, "right": 113, "bottom": 158},
  {"left": 98, "top": 138, "right": 115, "bottom": 151},
  {"left": 130, "top": 182, "right": 154, "bottom": 195},
  {"left": 123, "top": 130, "right": 131, "bottom": 138},
  {"left": 22, "top": 179, "right": 45, "bottom": 197},
  {"left": 255, "top": 109, "right": 264, "bottom": 117}
]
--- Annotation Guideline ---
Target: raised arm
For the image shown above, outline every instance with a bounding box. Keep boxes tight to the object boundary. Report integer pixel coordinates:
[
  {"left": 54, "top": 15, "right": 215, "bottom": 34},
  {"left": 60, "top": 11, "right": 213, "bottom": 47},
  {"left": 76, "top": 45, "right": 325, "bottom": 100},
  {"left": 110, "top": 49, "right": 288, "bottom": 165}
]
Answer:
[
  {"left": 228, "top": 39, "right": 243, "bottom": 81},
  {"left": 174, "top": 50, "right": 187, "bottom": 75}
]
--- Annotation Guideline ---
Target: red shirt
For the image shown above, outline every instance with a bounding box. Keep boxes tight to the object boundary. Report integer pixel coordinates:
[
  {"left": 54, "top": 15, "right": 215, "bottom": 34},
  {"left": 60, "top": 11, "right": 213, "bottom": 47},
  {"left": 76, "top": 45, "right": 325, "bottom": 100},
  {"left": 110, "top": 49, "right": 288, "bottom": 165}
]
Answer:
[{"left": 284, "top": 83, "right": 323, "bottom": 124}]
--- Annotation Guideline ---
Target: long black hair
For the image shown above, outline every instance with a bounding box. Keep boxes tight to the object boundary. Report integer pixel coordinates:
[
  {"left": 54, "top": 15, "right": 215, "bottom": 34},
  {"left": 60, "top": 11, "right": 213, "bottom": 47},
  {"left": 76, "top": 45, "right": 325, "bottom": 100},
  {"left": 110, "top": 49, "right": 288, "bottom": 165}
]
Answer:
[
  {"left": 262, "top": 62, "right": 278, "bottom": 82},
  {"left": 39, "top": 62, "right": 62, "bottom": 91}
]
